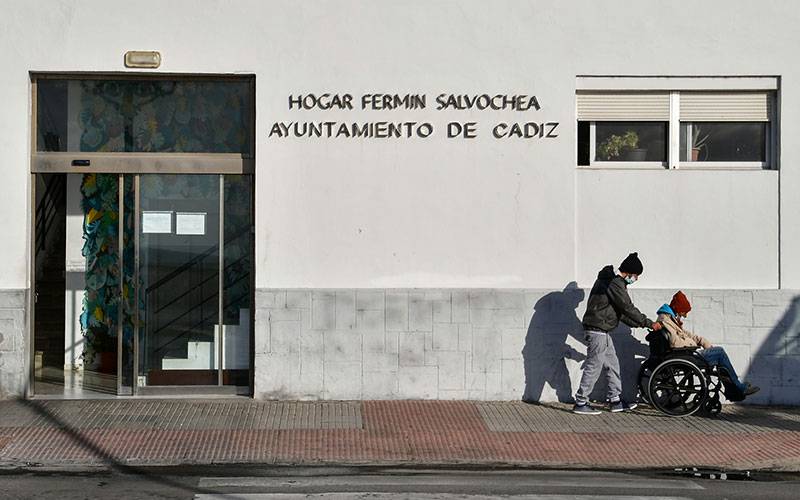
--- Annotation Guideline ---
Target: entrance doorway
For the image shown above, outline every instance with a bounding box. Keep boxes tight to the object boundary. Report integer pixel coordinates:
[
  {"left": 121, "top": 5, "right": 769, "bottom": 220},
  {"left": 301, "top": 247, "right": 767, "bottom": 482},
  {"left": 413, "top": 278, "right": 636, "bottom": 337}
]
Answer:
[
  {"left": 31, "top": 74, "right": 255, "bottom": 397},
  {"left": 33, "top": 172, "right": 253, "bottom": 396}
]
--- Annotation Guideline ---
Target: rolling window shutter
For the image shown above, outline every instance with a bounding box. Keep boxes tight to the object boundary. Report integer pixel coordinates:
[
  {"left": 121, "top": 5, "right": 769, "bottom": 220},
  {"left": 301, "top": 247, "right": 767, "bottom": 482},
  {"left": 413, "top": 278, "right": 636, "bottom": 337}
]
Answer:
[
  {"left": 577, "top": 92, "right": 670, "bottom": 121},
  {"left": 680, "top": 92, "right": 772, "bottom": 122}
]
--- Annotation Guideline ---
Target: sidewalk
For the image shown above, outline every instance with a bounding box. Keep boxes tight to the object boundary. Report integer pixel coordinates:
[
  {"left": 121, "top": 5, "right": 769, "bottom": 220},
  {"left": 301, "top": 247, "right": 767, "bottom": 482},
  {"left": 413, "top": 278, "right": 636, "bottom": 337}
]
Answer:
[{"left": 1, "top": 399, "right": 799, "bottom": 471}]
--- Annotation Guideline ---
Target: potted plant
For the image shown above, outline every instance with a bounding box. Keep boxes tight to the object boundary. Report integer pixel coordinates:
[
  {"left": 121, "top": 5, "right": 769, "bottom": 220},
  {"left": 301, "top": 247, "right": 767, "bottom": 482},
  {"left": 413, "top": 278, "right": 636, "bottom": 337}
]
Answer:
[
  {"left": 83, "top": 325, "right": 117, "bottom": 374},
  {"left": 596, "top": 131, "right": 647, "bottom": 161},
  {"left": 691, "top": 124, "right": 710, "bottom": 161}
]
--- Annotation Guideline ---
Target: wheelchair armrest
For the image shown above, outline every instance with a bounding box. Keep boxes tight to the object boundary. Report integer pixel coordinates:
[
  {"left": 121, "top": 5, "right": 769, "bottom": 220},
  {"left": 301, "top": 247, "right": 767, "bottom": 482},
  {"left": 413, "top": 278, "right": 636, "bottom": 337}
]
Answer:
[
  {"left": 645, "top": 329, "right": 669, "bottom": 343},
  {"left": 670, "top": 346, "right": 701, "bottom": 354}
]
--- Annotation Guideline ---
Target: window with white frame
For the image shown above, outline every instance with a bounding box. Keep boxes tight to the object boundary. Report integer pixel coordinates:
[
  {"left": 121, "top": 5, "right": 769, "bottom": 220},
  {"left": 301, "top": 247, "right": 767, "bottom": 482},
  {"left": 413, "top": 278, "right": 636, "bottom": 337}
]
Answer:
[
  {"left": 577, "top": 92, "right": 669, "bottom": 166},
  {"left": 576, "top": 79, "right": 777, "bottom": 169},
  {"left": 677, "top": 92, "right": 770, "bottom": 165}
]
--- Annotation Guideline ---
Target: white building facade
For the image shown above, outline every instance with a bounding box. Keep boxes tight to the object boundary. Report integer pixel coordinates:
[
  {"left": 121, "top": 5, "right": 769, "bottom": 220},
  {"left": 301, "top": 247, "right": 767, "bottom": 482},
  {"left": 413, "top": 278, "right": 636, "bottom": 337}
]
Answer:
[{"left": 0, "top": 0, "right": 798, "bottom": 403}]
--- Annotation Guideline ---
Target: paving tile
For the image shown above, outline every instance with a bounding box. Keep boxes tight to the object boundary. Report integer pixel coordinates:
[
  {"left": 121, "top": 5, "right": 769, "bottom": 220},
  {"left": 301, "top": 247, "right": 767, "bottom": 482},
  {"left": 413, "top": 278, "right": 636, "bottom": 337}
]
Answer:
[{"left": 0, "top": 399, "right": 799, "bottom": 469}]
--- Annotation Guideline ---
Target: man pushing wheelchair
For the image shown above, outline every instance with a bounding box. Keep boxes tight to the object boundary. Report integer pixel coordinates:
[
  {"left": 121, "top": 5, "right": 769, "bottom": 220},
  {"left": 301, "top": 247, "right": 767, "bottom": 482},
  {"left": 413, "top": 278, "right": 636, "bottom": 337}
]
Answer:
[{"left": 573, "top": 252, "right": 758, "bottom": 417}]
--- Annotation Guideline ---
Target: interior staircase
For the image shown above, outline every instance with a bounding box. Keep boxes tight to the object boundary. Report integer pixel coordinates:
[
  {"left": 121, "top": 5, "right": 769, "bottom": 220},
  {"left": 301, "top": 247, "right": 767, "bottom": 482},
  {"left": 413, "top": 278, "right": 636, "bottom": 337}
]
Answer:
[
  {"left": 161, "top": 308, "right": 250, "bottom": 370},
  {"left": 35, "top": 253, "right": 66, "bottom": 369}
]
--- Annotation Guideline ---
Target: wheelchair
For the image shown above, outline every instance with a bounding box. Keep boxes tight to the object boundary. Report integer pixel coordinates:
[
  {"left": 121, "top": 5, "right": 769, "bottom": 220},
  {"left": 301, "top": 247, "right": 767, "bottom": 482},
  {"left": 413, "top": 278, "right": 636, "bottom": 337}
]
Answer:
[{"left": 637, "top": 329, "right": 737, "bottom": 417}]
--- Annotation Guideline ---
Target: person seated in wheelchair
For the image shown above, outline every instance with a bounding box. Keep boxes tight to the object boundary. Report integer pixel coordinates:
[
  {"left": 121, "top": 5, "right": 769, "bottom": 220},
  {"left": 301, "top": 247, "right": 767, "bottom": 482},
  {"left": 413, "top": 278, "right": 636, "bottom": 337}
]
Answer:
[{"left": 656, "top": 291, "right": 760, "bottom": 401}]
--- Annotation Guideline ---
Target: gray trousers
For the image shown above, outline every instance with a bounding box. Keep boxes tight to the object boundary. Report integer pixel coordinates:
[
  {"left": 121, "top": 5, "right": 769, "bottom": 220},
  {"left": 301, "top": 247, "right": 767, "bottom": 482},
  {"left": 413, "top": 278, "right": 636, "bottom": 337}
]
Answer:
[{"left": 575, "top": 330, "right": 622, "bottom": 405}]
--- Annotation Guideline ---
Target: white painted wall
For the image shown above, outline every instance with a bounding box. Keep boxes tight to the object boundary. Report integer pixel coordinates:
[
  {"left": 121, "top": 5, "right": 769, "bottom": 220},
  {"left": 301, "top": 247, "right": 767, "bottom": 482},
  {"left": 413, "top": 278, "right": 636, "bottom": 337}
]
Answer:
[
  {"left": 0, "top": 0, "right": 795, "bottom": 290},
  {"left": 576, "top": 169, "right": 779, "bottom": 289}
]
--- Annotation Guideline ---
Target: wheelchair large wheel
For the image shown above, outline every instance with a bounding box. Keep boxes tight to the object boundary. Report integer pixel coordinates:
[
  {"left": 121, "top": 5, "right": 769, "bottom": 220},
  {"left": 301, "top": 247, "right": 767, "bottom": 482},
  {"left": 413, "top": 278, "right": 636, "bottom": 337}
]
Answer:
[{"left": 648, "top": 358, "right": 708, "bottom": 417}]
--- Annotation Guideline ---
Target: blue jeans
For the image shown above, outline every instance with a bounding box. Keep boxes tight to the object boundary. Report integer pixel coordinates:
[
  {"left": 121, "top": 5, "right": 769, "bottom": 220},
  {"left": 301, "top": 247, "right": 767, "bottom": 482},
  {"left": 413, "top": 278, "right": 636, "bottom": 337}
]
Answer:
[
  {"left": 697, "top": 346, "right": 747, "bottom": 397},
  {"left": 575, "top": 331, "right": 622, "bottom": 406}
]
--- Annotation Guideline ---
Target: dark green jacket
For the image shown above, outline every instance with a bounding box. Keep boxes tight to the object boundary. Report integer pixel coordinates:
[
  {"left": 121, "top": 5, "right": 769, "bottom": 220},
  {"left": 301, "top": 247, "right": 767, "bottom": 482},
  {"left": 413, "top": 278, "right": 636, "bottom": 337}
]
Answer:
[{"left": 582, "top": 265, "right": 653, "bottom": 332}]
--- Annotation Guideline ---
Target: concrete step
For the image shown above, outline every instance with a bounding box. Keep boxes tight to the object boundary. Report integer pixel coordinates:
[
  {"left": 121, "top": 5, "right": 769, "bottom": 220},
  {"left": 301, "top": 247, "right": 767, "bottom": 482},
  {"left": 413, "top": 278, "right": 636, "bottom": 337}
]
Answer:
[{"left": 161, "top": 309, "right": 250, "bottom": 370}]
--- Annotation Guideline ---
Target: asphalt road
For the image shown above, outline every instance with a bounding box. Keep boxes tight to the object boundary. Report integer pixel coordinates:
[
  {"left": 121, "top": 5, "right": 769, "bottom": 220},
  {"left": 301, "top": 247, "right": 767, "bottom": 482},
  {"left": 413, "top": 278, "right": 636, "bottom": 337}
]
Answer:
[{"left": 1, "top": 465, "right": 799, "bottom": 500}]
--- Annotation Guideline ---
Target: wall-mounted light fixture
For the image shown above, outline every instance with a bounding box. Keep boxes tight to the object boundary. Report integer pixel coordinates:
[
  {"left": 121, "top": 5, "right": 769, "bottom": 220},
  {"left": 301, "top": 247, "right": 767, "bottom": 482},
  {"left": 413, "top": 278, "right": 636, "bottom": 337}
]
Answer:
[{"left": 124, "top": 51, "right": 161, "bottom": 69}]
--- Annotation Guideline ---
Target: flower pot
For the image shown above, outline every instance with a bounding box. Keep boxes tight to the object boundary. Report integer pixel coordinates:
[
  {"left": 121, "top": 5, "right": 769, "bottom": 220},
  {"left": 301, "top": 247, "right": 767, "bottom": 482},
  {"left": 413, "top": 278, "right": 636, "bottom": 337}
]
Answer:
[
  {"left": 622, "top": 148, "right": 647, "bottom": 161},
  {"left": 692, "top": 147, "right": 701, "bottom": 161},
  {"left": 98, "top": 351, "right": 117, "bottom": 374}
]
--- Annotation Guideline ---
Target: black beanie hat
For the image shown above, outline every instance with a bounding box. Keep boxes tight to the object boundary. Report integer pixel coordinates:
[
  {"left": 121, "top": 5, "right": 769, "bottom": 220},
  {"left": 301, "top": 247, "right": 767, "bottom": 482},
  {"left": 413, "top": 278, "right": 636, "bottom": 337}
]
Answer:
[{"left": 619, "top": 252, "right": 643, "bottom": 274}]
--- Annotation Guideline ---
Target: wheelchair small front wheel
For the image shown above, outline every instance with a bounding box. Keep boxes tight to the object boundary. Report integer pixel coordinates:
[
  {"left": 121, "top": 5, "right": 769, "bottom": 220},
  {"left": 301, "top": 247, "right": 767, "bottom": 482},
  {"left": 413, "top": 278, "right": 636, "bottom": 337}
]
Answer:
[{"left": 703, "top": 396, "right": 722, "bottom": 417}]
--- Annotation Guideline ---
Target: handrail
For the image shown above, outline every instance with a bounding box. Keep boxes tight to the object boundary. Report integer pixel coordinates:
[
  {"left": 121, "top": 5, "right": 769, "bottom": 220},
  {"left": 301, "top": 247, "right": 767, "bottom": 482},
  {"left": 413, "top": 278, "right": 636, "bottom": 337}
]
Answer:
[
  {"left": 151, "top": 289, "right": 250, "bottom": 357},
  {"left": 144, "top": 224, "right": 250, "bottom": 294},
  {"left": 152, "top": 252, "right": 249, "bottom": 316},
  {"left": 152, "top": 271, "right": 219, "bottom": 316},
  {"left": 35, "top": 174, "right": 67, "bottom": 257},
  {"left": 153, "top": 289, "right": 219, "bottom": 336},
  {"left": 36, "top": 175, "right": 65, "bottom": 235},
  {"left": 144, "top": 225, "right": 250, "bottom": 358},
  {"left": 150, "top": 255, "right": 249, "bottom": 348}
]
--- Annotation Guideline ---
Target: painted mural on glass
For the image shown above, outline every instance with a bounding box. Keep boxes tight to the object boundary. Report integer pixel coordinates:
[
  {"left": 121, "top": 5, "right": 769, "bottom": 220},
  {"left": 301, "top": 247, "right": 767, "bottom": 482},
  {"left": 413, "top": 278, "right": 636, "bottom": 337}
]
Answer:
[
  {"left": 79, "top": 173, "right": 135, "bottom": 364},
  {"left": 77, "top": 80, "right": 250, "bottom": 154}
]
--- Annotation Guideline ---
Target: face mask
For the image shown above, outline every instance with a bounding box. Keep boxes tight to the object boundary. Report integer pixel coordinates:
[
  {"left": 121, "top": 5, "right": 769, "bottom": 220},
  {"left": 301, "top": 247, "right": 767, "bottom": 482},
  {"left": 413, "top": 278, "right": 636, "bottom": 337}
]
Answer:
[{"left": 624, "top": 275, "right": 637, "bottom": 285}]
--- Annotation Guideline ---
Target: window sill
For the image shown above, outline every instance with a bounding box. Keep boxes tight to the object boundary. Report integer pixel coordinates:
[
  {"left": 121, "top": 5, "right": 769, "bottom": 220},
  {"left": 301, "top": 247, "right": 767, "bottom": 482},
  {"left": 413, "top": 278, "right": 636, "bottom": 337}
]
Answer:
[
  {"left": 579, "top": 162, "right": 667, "bottom": 170},
  {"left": 677, "top": 161, "right": 770, "bottom": 170},
  {"left": 578, "top": 161, "right": 774, "bottom": 171}
]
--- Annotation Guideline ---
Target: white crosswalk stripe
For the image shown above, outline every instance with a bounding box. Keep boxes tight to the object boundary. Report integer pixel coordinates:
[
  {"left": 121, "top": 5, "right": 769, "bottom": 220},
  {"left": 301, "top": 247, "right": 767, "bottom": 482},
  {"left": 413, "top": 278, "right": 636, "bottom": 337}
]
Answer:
[
  {"left": 195, "top": 494, "right": 695, "bottom": 500},
  {"left": 198, "top": 472, "right": 703, "bottom": 490},
  {"left": 195, "top": 470, "right": 703, "bottom": 499}
]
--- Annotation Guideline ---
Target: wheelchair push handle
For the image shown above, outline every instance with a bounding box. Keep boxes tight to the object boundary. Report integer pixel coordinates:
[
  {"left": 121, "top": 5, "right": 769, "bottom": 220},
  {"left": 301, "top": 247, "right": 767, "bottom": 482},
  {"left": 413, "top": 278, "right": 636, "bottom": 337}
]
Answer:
[{"left": 645, "top": 322, "right": 666, "bottom": 342}]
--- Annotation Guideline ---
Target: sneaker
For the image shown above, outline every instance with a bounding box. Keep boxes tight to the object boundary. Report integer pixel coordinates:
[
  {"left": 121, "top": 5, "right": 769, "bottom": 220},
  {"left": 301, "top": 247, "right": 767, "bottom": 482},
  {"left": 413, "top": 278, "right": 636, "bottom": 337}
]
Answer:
[
  {"left": 744, "top": 385, "right": 761, "bottom": 397},
  {"left": 572, "top": 404, "right": 601, "bottom": 415},
  {"left": 609, "top": 400, "right": 638, "bottom": 412}
]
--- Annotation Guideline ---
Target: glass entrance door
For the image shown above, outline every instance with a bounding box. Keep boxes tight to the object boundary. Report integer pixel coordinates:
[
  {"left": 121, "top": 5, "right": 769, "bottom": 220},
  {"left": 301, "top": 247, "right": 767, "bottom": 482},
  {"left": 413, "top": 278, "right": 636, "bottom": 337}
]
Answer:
[
  {"left": 137, "top": 174, "right": 252, "bottom": 391},
  {"left": 31, "top": 74, "right": 255, "bottom": 397},
  {"left": 138, "top": 174, "right": 220, "bottom": 386},
  {"left": 33, "top": 173, "right": 135, "bottom": 396},
  {"left": 32, "top": 172, "right": 252, "bottom": 396}
]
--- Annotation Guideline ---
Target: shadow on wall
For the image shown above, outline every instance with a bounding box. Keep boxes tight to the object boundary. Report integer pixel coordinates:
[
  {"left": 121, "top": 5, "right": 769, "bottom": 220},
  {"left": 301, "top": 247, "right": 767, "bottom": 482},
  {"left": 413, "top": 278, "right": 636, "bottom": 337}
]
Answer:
[
  {"left": 521, "top": 282, "right": 585, "bottom": 403},
  {"left": 748, "top": 294, "right": 800, "bottom": 404},
  {"left": 521, "top": 281, "right": 651, "bottom": 404}
]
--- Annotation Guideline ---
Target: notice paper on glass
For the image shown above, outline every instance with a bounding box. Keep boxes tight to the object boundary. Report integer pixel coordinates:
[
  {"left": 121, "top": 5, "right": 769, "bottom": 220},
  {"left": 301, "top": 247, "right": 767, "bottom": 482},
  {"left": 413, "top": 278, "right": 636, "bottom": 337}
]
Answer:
[
  {"left": 142, "top": 211, "right": 172, "bottom": 234},
  {"left": 176, "top": 212, "right": 206, "bottom": 235}
]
